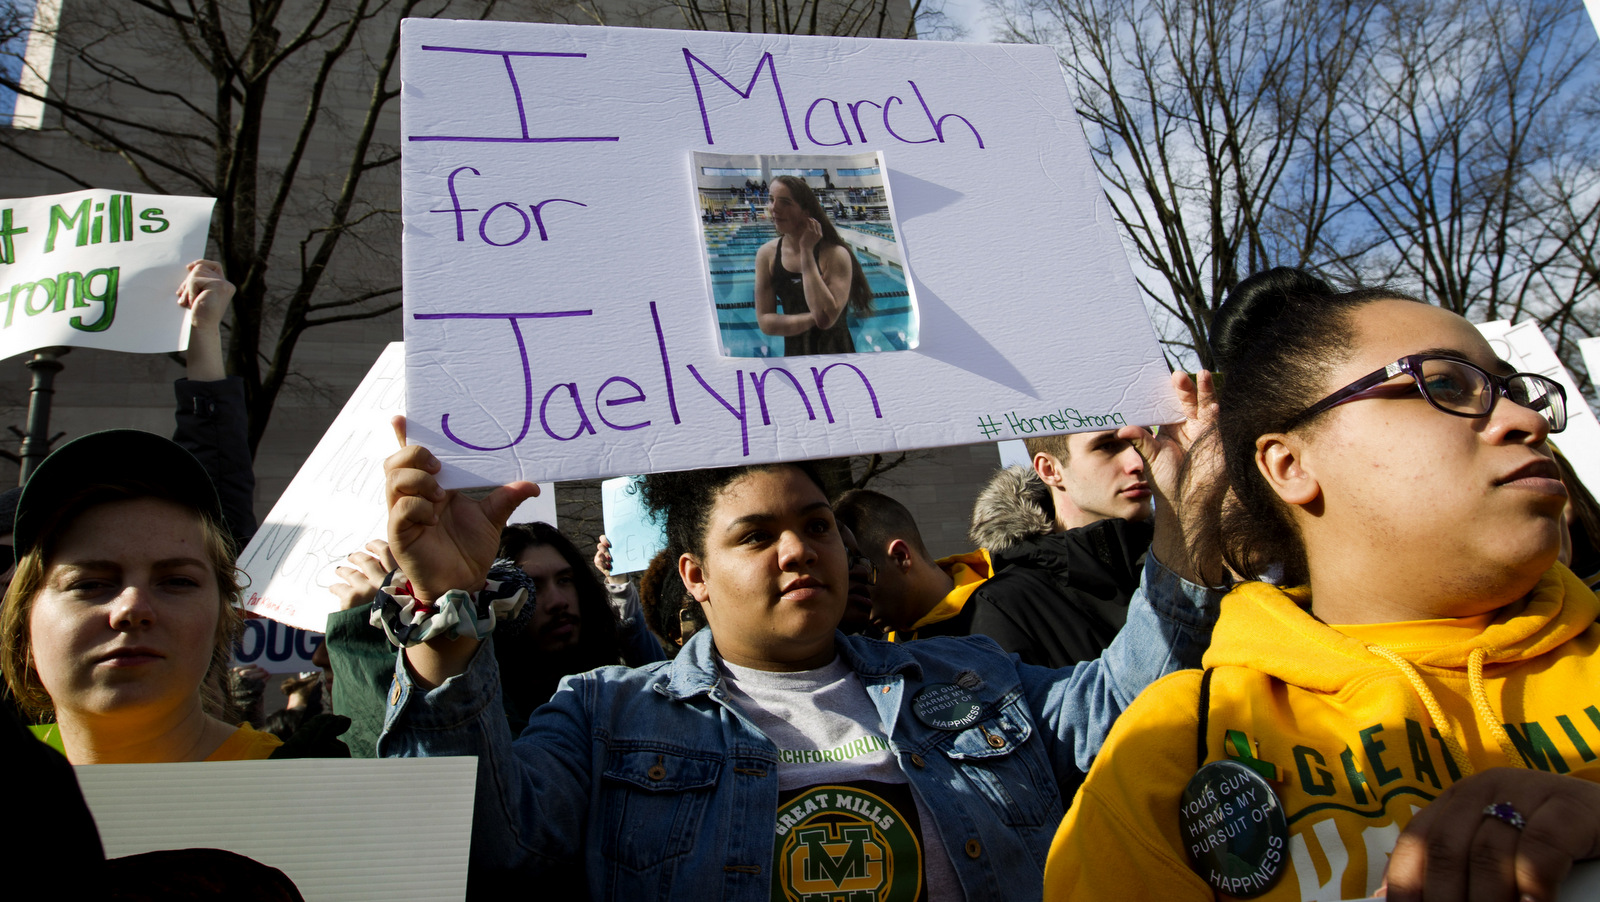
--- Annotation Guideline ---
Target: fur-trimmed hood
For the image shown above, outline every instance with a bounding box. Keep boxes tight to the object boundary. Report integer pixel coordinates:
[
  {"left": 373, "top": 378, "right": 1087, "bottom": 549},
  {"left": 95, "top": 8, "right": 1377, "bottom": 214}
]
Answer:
[{"left": 968, "top": 465, "right": 1054, "bottom": 553}]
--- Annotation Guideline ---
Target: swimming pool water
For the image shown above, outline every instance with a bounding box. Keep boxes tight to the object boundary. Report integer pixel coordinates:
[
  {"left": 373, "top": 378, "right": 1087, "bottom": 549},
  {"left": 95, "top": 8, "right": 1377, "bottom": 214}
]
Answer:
[{"left": 703, "top": 223, "right": 918, "bottom": 358}]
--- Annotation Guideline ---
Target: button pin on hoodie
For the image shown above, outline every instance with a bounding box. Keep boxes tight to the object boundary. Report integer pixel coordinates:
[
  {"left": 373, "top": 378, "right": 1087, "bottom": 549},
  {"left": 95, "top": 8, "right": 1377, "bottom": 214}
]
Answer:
[{"left": 1180, "top": 756, "right": 1289, "bottom": 898}]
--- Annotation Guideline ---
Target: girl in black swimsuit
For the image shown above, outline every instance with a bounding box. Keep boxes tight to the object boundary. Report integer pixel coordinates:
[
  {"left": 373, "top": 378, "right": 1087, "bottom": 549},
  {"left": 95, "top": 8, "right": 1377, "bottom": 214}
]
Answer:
[{"left": 754, "top": 175, "right": 873, "bottom": 357}]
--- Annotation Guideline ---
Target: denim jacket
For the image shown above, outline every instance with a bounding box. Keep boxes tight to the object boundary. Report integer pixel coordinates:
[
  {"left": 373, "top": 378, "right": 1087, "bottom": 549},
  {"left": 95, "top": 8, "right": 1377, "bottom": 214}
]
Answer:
[{"left": 378, "top": 555, "right": 1220, "bottom": 901}]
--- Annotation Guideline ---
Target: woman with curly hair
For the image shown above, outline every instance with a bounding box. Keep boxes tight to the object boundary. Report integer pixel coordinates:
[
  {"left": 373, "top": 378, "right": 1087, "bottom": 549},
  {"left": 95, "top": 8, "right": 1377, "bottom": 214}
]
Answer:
[{"left": 373, "top": 384, "right": 1222, "bottom": 899}]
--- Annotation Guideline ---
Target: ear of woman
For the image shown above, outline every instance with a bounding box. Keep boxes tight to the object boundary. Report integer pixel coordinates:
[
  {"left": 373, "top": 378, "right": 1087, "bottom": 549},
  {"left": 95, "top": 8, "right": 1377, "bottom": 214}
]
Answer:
[
  {"left": 678, "top": 553, "right": 709, "bottom": 605},
  {"left": 1253, "top": 433, "right": 1319, "bottom": 507}
]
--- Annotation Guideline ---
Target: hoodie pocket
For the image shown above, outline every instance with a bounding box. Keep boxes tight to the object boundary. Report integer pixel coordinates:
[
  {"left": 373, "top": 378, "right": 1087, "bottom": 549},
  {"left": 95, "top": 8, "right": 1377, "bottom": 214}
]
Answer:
[{"left": 599, "top": 745, "right": 723, "bottom": 871}]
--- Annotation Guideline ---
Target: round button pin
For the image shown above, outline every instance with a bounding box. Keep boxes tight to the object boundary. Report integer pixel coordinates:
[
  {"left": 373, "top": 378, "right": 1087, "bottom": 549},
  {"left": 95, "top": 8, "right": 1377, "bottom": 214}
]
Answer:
[
  {"left": 911, "top": 684, "right": 983, "bottom": 731},
  {"left": 1179, "top": 760, "right": 1289, "bottom": 899}
]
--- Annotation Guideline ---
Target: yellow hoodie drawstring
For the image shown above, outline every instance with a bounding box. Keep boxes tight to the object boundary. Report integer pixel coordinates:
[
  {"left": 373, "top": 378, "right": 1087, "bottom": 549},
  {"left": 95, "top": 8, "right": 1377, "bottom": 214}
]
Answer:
[
  {"left": 1366, "top": 645, "right": 1475, "bottom": 778},
  {"left": 1365, "top": 645, "right": 1526, "bottom": 778},
  {"left": 1465, "top": 647, "right": 1527, "bottom": 767}
]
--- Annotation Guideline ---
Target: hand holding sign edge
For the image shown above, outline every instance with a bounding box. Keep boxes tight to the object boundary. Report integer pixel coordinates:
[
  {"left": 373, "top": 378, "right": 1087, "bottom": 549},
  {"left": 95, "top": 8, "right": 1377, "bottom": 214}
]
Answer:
[
  {"left": 1116, "top": 369, "right": 1219, "bottom": 587},
  {"left": 385, "top": 415, "right": 539, "bottom": 687},
  {"left": 1380, "top": 767, "right": 1600, "bottom": 902}
]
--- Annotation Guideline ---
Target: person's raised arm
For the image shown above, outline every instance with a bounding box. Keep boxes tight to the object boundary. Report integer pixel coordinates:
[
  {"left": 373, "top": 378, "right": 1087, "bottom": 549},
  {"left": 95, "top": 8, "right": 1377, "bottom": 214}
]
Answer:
[
  {"left": 178, "top": 259, "right": 231, "bottom": 382},
  {"left": 795, "top": 231, "right": 851, "bottom": 330},
  {"left": 1023, "top": 369, "right": 1225, "bottom": 775},
  {"left": 322, "top": 539, "right": 403, "bottom": 757},
  {"left": 754, "top": 240, "right": 818, "bottom": 337},
  {"left": 593, "top": 534, "right": 671, "bottom": 665},
  {"left": 172, "top": 259, "right": 256, "bottom": 546},
  {"left": 593, "top": 533, "right": 626, "bottom": 588},
  {"left": 384, "top": 421, "right": 538, "bottom": 687}
]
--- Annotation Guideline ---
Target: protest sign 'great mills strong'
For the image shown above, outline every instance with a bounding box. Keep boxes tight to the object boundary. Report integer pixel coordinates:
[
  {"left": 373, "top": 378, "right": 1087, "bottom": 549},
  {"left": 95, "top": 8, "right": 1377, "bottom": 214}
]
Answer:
[{"left": 0, "top": 189, "right": 214, "bottom": 361}]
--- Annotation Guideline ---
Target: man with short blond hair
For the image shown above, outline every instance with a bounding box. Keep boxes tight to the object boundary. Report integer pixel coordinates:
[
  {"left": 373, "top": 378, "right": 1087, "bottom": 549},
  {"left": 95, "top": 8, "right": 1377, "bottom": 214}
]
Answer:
[
  {"left": 962, "top": 428, "right": 1156, "bottom": 668},
  {"left": 1021, "top": 430, "right": 1151, "bottom": 533}
]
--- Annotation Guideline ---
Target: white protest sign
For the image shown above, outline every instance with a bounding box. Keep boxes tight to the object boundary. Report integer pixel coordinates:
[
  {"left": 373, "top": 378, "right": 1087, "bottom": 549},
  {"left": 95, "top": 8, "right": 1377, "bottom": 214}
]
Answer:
[
  {"left": 400, "top": 21, "right": 1177, "bottom": 488},
  {"left": 997, "top": 439, "right": 1031, "bottom": 470},
  {"left": 238, "top": 342, "right": 555, "bottom": 631},
  {"left": 1580, "top": 337, "right": 1600, "bottom": 392},
  {"left": 1478, "top": 320, "right": 1600, "bottom": 491},
  {"left": 76, "top": 757, "right": 475, "bottom": 901},
  {"left": 601, "top": 475, "right": 667, "bottom": 574},
  {"left": 0, "top": 189, "right": 214, "bottom": 361},
  {"left": 231, "top": 617, "right": 324, "bottom": 674}
]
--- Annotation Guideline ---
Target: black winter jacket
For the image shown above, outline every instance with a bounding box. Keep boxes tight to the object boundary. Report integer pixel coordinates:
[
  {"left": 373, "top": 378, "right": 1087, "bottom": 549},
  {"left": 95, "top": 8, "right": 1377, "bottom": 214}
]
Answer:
[
  {"left": 962, "top": 466, "right": 1152, "bottom": 668},
  {"left": 173, "top": 376, "right": 257, "bottom": 548}
]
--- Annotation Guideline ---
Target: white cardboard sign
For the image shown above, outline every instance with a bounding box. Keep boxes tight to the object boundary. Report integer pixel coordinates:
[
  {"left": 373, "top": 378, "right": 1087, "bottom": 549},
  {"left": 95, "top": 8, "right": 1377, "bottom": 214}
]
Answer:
[
  {"left": 238, "top": 342, "right": 555, "bottom": 631},
  {"left": 231, "top": 618, "right": 324, "bottom": 674},
  {"left": 76, "top": 757, "right": 475, "bottom": 901},
  {"left": 0, "top": 189, "right": 214, "bottom": 361},
  {"left": 997, "top": 439, "right": 1031, "bottom": 470},
  {"left": 1479, "top": 320, "right": 1600, "bottom": 492},
  {"left": 400, "top": 21, "right": 1178, "bottom": 488},
  {"left": 1579, "top": 337, "right": 1600, "bottom": 396}
]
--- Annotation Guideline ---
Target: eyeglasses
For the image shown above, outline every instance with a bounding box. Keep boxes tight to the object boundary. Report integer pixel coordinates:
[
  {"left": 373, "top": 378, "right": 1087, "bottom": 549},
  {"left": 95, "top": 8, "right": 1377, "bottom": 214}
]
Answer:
[
  {"left": 1283, "top": 354, "right": 1567, "bottom": 432},
  {"left": 848, "top": 553, "right": 878, "bottom": 586}
]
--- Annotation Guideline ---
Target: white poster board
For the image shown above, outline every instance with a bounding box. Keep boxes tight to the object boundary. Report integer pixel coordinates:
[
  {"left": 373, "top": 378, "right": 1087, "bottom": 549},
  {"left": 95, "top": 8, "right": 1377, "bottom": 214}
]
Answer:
[
  {"left": 997, "top": 439, "right": 1031, "bottom": 470},
  {"left": 400, "top": 21, "right": 1177, "bottom": 488},
  {"left": 76, "top": 757, "right": 475, "bottom": 902},
  {"left": 238, "top": 342, "right": 556, "bottom": 632},
  {"left": 1580, "top": 337, "right": 1600, "bottom": 395},
  {"left": 0, "top": 189, "right": 214, "bottom": 361},
  {"left": 1479, "top": 320, "right": 1600, "bottom": 492}
]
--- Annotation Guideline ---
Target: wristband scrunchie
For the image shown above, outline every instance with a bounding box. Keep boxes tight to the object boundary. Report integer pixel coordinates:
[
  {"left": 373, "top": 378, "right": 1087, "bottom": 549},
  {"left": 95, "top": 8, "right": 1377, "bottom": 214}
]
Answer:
[{"left": 370, "top": 559, "right": 534, "bottom": 648}]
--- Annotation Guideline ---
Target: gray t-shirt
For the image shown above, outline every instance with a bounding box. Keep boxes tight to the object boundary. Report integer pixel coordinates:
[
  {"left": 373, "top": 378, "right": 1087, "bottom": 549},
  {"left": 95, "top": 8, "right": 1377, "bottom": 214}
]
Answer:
[{"left": 720, "top": 655, "right": 964, "bottom": 902}]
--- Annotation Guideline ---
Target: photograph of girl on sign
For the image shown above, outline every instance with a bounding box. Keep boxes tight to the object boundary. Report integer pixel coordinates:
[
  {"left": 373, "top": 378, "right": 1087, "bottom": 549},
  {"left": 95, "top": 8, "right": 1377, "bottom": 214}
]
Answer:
[
  {"left": 757, "top": 174, "right": 874, "bottom": 356},
  {"left": 694, "top": 151, "right": 920, "bottom": 358}
]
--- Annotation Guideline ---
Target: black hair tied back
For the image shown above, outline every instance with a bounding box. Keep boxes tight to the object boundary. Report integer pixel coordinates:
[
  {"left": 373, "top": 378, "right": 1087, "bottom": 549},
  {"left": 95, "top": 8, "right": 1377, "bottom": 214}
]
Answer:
[
  {"left": 639, "top": 463, "right": 829, "bottom": 562},
  {"left": 1193, "top": 267, "right": 1422, "bottom": 586},
  {"left": 1207, "top": 267, "right": 1336, "bottom": 368}
]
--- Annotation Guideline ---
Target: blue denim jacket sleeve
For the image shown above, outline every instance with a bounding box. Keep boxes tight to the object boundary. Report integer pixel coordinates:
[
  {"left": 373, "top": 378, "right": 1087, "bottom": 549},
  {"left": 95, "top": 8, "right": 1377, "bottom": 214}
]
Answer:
[
  {"left": 376, "top": 639, "right": 595, "bottom": 872},
  {"left": 1018, "top": 553, "right": 1223, "bottom": 777}
]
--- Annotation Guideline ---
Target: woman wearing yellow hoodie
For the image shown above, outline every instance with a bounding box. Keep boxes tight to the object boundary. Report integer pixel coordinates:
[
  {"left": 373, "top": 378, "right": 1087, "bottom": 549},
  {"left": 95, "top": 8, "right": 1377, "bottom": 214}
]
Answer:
[{"left": 1045, "top": 268, "right": 1600, "bottom": 902}]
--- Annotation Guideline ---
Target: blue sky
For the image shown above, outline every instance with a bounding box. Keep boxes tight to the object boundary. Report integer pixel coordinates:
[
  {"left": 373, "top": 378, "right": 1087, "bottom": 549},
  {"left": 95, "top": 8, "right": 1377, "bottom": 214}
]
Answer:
[
  {"left": 939, "top": 0, "right": 995, "bottom": 41},
  {"left": 0, "top": 0, "right": 40, "bottom": 124}
]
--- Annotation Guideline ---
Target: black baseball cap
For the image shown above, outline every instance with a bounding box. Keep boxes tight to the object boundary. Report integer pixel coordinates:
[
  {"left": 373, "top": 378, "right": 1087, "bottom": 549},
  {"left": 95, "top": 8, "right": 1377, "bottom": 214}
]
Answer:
[{"left": 13, "top": 429, "right": 225, "bottom": 558}]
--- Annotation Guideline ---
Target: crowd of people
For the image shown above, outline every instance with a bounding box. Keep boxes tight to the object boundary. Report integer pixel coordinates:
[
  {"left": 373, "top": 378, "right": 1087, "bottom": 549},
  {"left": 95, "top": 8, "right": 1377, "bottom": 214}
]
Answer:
[
  {"left": 5, "top": 261, "right": 1600, "bottom": 901},
  {"left": 703, "top": 177, "right": 888, "bottom": 227}
]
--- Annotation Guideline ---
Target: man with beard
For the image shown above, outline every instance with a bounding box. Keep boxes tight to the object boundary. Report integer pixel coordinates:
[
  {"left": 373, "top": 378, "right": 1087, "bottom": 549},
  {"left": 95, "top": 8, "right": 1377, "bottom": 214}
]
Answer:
[
  {"left": 326, "top": 522, "right": 652, "bottom": 755},
  {"left": 491, "top": 523, "right": 638, "bottom": 728}
]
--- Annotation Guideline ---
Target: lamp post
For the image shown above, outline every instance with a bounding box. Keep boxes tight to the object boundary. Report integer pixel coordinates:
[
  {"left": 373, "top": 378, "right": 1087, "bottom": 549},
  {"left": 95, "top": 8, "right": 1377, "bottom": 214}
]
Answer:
[{"left": 18, "top": 346, "right": 69, "bottom": 484}]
